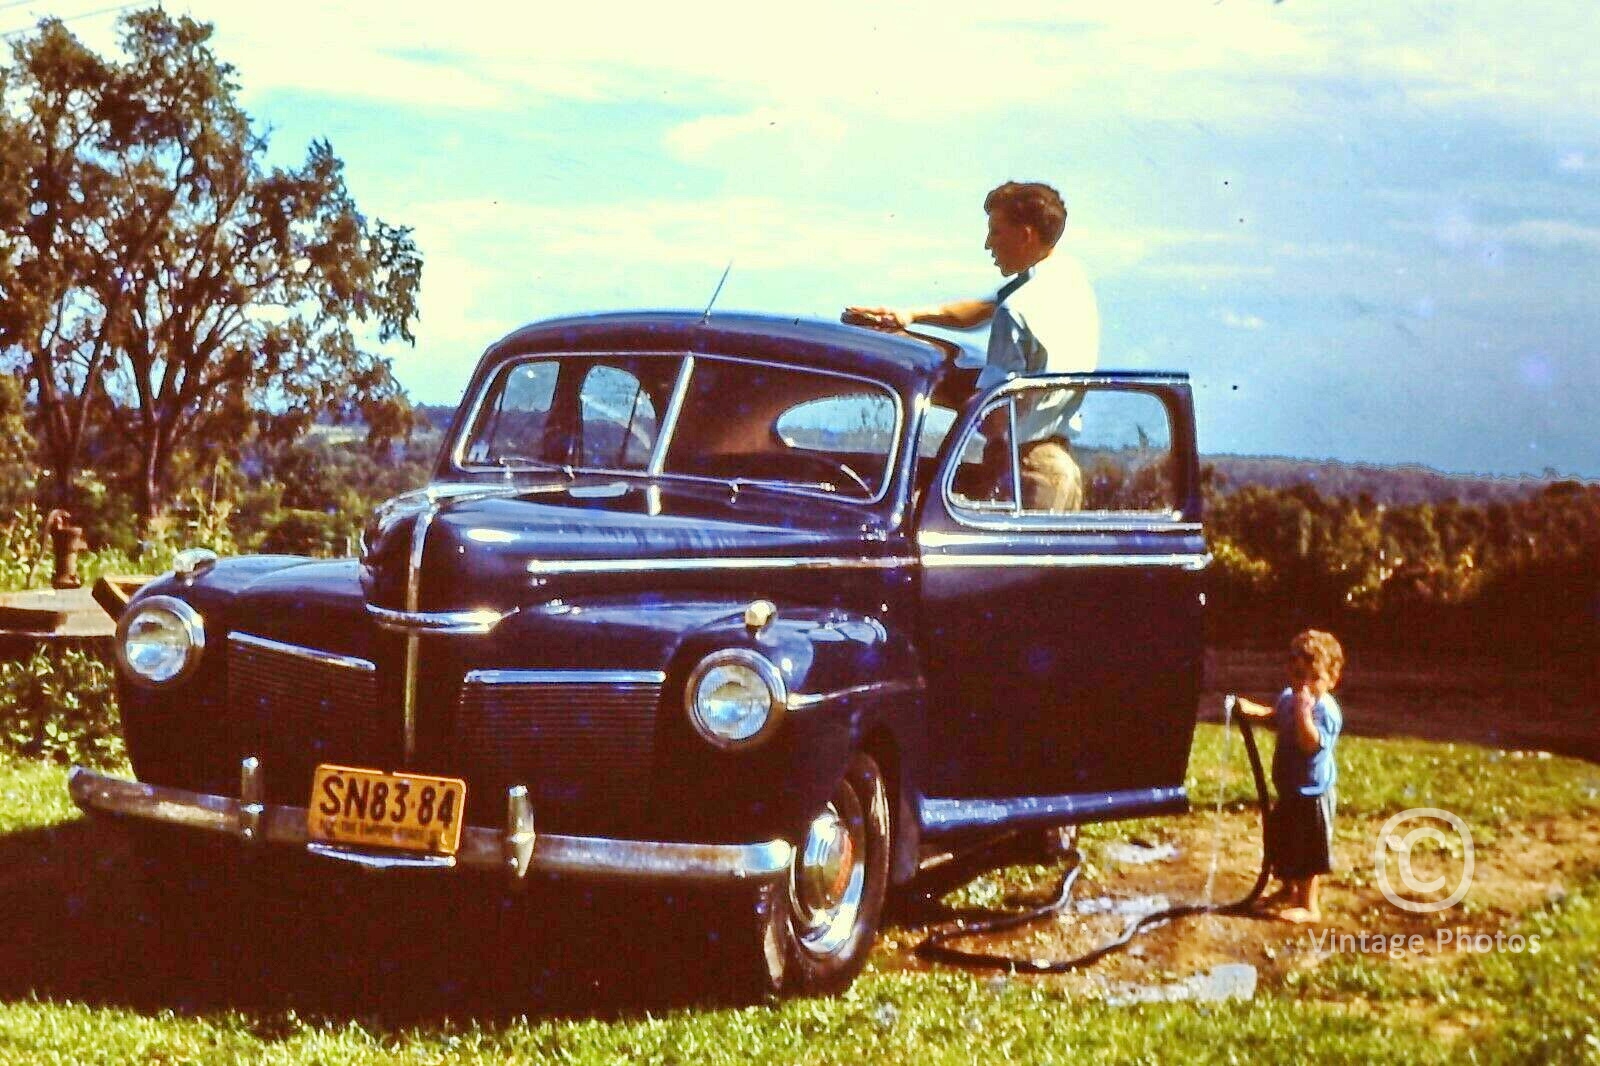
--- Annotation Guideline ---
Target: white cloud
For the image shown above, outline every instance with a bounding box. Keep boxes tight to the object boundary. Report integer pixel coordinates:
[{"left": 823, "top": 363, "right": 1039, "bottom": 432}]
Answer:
[
  {"left": 1217, "top": 309, "right": 1266, "bottom": 330},
  {"left": 663, "top": 107, "right": 849, "bottom": 175},
  {"left": 35, "top": 0, "right": 1599, "bottom": 137},
  {"left": 1499, "top": 220, "right": 1600, "bottom": 252}
]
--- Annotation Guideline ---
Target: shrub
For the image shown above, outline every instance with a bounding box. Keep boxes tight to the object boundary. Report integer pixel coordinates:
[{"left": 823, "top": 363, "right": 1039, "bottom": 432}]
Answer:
[{"left": 0, "top": 647, "right": 124, "bottom": 768}]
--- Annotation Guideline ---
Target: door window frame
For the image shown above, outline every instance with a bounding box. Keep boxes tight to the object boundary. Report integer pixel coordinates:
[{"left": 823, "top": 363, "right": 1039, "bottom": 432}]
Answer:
[{"left": 936, "top": 376, "right": 1197, "bottom": 533}]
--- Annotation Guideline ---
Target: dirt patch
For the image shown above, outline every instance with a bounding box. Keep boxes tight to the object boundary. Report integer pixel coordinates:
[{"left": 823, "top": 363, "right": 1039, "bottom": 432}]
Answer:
[
  {"left": 873, "top": 637, "right": 1600, "bottom": 996},
  {"left": 878, "top": 809, "right": 1600, "bottom": 996}
]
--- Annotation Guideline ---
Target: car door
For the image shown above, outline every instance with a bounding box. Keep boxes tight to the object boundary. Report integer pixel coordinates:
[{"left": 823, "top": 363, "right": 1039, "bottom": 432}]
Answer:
[{"left": 914, "top": 374, "right": 1206, "bottom": 828}]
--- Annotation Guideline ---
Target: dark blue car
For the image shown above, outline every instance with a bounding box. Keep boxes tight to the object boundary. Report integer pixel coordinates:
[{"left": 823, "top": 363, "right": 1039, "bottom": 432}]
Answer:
[{"left": 73, "top": 311, "right": 1206, "bottom": 995}]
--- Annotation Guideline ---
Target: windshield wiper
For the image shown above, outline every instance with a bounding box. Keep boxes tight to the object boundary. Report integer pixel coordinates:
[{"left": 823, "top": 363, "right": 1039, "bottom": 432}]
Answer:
[{"left": 494, "top": 456, "right": 576, "bottom": 479}]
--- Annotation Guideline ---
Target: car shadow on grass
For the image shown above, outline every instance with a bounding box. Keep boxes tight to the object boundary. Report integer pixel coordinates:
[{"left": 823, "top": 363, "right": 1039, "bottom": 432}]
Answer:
[{"left": 0, "top": 817, "right": 763, "bottom": 1025}]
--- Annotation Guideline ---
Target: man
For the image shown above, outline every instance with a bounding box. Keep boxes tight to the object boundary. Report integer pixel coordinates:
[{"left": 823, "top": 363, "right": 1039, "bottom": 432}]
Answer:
[{"left": 844, "top": 181, "right": 1099, "bottom": 510}]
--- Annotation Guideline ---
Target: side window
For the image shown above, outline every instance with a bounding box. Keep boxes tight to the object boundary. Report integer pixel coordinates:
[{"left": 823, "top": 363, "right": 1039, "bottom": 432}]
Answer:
[
  {"left": 946, "top": 385, "right": 1179, "bottom": 519},
  {"left": 949, "top": 402, "right": 1017, "bottom": 511},
  {"left": 776, "top": 393, "right": 896, "bottom": 456},
  {"left": 1071, "top": 389, "right": 1177, "bottom": 513},
  {"left": 466, "top": 361, "right": 560, "bottom": 464},
  {"left": 579, "top": 364, "right": 657, "bottom": 469}
]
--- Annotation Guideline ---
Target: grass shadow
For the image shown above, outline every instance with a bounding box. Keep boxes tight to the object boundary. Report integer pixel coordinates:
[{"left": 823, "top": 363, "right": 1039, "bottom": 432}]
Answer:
[{"left": 0, "top": 817, "right": 758, "bottom": 1026}]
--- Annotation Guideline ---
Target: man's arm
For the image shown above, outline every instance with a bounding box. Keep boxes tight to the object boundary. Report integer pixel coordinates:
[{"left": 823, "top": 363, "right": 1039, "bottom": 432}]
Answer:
[{"left": 843, "top": 297, "right": 996, "bottom": 332}]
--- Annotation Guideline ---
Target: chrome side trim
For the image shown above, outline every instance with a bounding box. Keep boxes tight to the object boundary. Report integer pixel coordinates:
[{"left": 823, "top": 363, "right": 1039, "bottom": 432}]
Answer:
[
  {"left": 464, "top": 669, "right": 666, "bottom": 686},
  {"left": 366, "top": 605, "right": 516, "bottom": 635},
  {"left": 919, "top": 524, "right": 1203, "bottom": 544},
  {"left": 920, "top": 552, "right": 1209, "bottom": 571},
  {"left": 786, "top": 677, "right": 925, "bottom": 712},
  {"left": 229, "top": 632, "right": 376, "bottom": 673},
  {"left": 526, "top": 554, "right": 917, "bottom": 577},
  {"left": 918, "top": 786, "right": 1188, "bottom": 833},
  {"left": 68, "top": 766, "right": 793, "bottom": 884}
]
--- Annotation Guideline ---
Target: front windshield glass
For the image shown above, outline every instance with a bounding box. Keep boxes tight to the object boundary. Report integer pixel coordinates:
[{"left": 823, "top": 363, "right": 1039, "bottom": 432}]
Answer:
[{"left": 459, "top": 354, "right": 900, "bottom": 500}]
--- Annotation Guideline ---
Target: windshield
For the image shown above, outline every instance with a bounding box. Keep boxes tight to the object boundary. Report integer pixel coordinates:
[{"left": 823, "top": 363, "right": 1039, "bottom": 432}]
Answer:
[{"left": 457, "top": 353, "right": 900, "bottom": 501}]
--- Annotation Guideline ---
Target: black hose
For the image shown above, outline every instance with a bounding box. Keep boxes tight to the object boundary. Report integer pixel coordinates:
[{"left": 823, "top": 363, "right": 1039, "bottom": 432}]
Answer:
[{"left": 913, "top": 714, "right": 1271, "bottom": 974}]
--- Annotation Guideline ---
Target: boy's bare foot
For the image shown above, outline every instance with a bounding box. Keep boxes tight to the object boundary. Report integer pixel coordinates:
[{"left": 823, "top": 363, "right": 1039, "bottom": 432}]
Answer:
[
  {"left": 1277, "top": 906, "right": 1321, "bottom": 924},
  {"left": 1254, "top": 887, "right": 1291, "bottom": 911}
]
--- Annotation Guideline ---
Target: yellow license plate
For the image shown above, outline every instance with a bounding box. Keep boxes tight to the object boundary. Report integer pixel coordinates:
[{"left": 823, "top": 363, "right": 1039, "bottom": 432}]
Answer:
[{"left": 308, "top": 764, "right": 467, "bottom": 856}]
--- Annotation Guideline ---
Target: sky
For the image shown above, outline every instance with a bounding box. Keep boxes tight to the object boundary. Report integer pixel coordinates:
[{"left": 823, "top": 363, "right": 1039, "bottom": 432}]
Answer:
[{"left": 8, "top": 0, "right": 1600, "bottom": 478}]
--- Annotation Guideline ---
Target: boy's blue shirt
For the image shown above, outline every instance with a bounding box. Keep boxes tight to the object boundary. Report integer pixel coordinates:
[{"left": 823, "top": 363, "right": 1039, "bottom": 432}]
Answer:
[{"left": 1271, "top": 688, "right": 1342, "bottom": 797}]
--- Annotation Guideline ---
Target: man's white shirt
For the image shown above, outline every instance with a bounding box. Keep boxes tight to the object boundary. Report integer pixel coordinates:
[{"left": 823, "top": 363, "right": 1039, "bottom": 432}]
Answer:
[{"left": 977, "top": 250, "right": 1100, "bottom": 443}]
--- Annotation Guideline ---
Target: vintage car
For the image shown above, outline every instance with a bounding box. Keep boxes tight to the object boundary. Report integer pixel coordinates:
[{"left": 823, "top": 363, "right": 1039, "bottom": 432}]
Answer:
[{"left": 70, "top": 311, "right": 1206, "bottom": 996}]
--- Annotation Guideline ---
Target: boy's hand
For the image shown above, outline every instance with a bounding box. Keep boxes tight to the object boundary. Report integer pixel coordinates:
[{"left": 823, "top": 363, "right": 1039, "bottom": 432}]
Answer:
[{"left": 1231, "top": 695, "right": 1274, "bottom": 719}]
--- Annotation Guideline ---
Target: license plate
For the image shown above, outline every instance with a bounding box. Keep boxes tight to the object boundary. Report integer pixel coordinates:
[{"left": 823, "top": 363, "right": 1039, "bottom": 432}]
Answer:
[{"left": 308, "top": 764, "right": 467, "bottom": 856}]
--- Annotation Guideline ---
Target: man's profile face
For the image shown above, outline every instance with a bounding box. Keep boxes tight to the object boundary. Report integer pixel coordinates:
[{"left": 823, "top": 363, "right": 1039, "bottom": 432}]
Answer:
[{"left": 984, "top": 209, "right": 1037, "bottom": 277}]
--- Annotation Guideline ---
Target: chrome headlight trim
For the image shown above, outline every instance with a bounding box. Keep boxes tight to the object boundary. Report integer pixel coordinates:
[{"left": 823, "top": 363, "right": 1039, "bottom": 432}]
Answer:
[
  {"left": 115, "top": 594, "right": 206, "bottom": 688},
  {"left": 684, "top": 648, "right": 788, "bottom": 750}
]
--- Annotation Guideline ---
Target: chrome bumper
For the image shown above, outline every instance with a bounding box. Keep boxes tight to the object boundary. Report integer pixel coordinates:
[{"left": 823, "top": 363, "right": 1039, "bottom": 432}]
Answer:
[{"left": 68, "top": 760, "right": 792, "bottom": 885}]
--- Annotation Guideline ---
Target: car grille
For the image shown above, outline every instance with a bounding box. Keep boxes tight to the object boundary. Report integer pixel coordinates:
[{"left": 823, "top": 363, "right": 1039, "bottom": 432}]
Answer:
[
  {"left": 453, "top": 670, "right": 662, "bottom": 833},
  {"left": 227, "top": 633, "right": 384, "bottom": 799},
  {"left": 225, "top": 639, "right": 662, "bottom": 832}
]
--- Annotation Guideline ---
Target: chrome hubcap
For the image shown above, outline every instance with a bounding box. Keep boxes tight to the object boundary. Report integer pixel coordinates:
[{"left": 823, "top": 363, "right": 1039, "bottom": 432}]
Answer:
[{"left": 790, "top": 792, "right": 867, "bottom": 958}]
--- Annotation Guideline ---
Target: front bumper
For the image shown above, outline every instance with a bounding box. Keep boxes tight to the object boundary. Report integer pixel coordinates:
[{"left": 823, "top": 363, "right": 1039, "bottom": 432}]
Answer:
[{"left": 68, "top": 759, "right": 792, "bottom": 885}]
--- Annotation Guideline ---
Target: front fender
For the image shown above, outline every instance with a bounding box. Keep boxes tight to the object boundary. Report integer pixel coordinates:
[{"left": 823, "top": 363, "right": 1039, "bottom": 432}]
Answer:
[{"left": 646, "top": 604, "right": 925, "bottom": 849}]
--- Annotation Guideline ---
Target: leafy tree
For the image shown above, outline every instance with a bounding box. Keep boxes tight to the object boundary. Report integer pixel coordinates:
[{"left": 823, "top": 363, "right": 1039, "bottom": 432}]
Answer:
[
  {"left": 0, "top": 10, "right": 421, "bottom": 522},
  {"left": 0, "top": 373, "right": 35, "bottom": 510}
]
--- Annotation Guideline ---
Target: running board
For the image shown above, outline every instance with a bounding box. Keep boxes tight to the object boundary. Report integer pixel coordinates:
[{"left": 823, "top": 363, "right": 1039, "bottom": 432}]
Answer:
[{"left": 918, "top": 786, "right": 1188, "bottom": 836}]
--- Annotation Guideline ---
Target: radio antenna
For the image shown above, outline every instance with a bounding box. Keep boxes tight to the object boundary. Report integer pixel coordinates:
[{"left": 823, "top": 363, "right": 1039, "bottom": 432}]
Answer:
[{"left": 701, "top": 260, "right": 733, "bottom": 321}]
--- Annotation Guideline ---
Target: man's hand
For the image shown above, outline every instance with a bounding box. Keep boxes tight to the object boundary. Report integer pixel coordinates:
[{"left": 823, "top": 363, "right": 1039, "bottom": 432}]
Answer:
[{"left": 842, "top": 306, "right": 912, "bottom": 331}]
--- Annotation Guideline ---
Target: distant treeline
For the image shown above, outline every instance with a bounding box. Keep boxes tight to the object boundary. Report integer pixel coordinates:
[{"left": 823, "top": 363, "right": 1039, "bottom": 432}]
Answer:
[{"left": 1205, "top": 474, "right": 1599, "bottom": 662}]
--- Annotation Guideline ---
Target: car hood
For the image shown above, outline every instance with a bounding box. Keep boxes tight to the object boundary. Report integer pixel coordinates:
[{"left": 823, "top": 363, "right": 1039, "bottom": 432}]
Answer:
[{"left": 360, "top": 480, "right": 899, "bottom": 611}]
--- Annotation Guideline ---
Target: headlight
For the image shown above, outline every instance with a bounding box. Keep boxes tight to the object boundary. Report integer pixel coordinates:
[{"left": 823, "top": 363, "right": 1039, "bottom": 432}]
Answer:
[
  {"left": 685, "top": 648, "right": 787, "bottom": 749},
  {"left": 116, "top": 595, "right": 205, "bottom": 686}
]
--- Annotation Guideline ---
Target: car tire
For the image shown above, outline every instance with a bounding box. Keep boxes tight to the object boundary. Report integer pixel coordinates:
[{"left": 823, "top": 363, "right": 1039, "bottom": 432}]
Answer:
[{"left": 725, "top": 751, "right": 892, "bottom": 997}]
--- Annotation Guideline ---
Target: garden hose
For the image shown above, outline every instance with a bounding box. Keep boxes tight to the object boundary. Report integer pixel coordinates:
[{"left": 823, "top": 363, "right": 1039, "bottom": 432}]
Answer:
[{"left": 912, "top": 709, "right": 1271, "bottom": 974}]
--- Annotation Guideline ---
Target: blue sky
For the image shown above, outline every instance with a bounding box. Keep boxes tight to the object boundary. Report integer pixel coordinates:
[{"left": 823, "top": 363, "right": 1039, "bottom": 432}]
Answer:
[{"left": 18, "top": 1, "right": 1600, "bottom": 477}]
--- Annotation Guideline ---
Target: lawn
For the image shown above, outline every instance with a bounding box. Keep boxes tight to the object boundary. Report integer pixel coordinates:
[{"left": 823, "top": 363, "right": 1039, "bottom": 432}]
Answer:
[{"left": 3, "top": 717, "right": 1600, "bottom": 1065}]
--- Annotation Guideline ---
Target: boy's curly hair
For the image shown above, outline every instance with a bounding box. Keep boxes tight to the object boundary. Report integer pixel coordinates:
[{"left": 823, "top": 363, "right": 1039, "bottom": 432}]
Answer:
[{"left": 1290, "top": 629, "right": 1344, "bottom": 688}]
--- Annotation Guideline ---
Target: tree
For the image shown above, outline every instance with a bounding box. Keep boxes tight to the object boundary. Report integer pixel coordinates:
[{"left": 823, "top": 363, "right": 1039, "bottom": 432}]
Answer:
[{"left": 0, "top": 10, "right": 421, "bottom": 521}]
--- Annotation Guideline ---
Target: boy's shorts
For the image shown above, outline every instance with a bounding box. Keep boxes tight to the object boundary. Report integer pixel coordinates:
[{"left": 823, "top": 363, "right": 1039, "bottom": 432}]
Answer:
[{"left": 1266, "top": 789, "right": 1335, "bottom": 879}]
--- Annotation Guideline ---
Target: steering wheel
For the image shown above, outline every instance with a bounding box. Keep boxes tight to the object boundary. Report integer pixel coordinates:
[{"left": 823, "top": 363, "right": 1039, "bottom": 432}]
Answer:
[{"left": 787, "top": 454, "right": 874, "bottom": 496}]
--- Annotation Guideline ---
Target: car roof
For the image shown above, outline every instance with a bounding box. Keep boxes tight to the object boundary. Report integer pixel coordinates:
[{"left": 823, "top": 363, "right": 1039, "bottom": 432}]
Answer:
[{"left": 485, "top": 311, "right": 958, "bottom": 391}]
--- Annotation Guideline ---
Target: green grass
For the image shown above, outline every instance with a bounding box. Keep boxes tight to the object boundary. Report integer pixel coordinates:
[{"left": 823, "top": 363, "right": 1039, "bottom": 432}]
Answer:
[
  {"left": 1184, "top": 722, "right": 1600, "bottom": 823},
  {"left": 0, "top": 753, "right": 83, "bottom": 834},
  {"left": 3, "top": 735, "right": 1600, "bottom": 1063}
]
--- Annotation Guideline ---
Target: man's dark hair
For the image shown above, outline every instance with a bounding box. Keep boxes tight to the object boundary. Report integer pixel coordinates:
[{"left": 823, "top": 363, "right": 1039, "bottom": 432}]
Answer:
[{"left": 984, "top": 181, "right": 1068, "bottom": 247}]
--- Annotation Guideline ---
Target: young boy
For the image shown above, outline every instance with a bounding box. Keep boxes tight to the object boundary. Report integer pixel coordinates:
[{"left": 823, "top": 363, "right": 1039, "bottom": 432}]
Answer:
[{"left": 1234, "top": 629, "right": 1345, "bottom": 924}]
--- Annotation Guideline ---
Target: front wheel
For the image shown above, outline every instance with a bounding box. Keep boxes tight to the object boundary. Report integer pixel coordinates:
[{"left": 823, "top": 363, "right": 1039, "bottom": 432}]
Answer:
[{"left": 736, "top": 751, "right": 892, "bottom": 997}]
